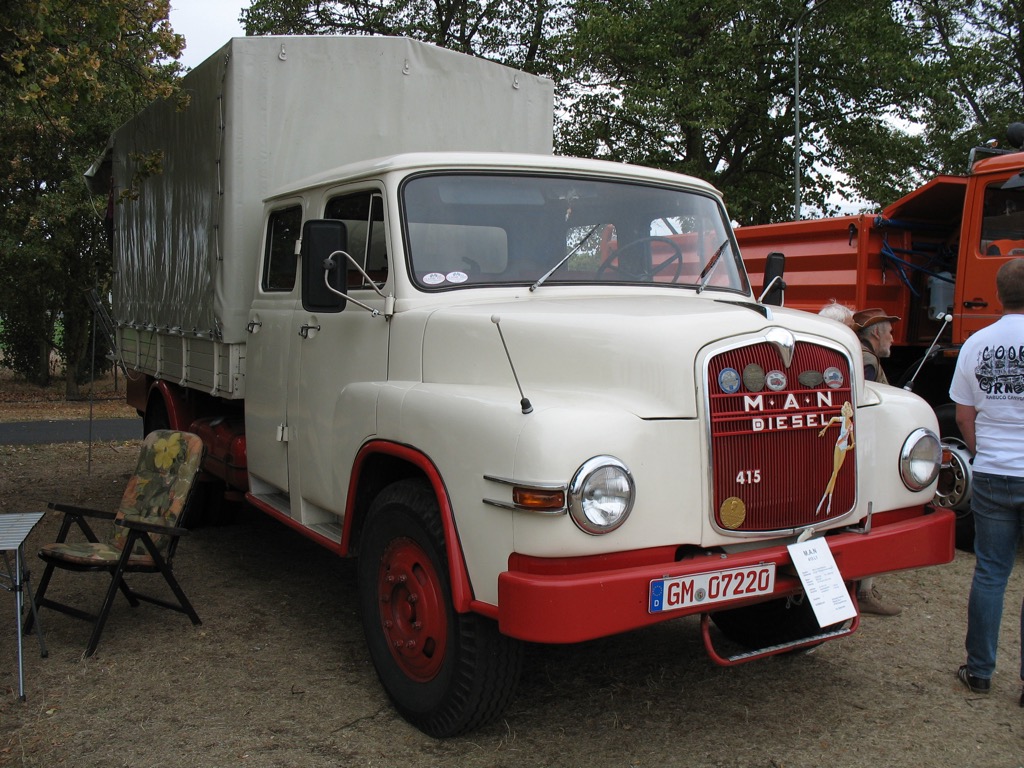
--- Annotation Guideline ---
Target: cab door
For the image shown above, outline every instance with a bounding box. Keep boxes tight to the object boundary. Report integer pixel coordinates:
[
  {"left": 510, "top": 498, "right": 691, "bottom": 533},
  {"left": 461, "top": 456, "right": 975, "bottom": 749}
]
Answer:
[
  {"left": 956, "top": 175, "right": 1023, "bottom": 341},
  {"left": 288, "top": 186, "right": 391, "bottom": 533},
  {"left": 245, "top": 202, "right": 303, "bottom": 494}
]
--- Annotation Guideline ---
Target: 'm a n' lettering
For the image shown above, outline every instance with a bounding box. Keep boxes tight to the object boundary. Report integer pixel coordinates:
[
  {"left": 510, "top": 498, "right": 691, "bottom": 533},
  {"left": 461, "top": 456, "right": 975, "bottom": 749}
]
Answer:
[{"left": 742, "top": 391, "right": 835, "bottom": 412}]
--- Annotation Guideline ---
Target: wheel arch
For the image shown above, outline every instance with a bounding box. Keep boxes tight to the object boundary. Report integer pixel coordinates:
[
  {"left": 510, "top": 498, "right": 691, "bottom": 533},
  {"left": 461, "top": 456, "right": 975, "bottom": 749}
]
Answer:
[
  {"left": 342, "top": 440, "right": 475, "bottom": 613},
  {"left": 144, "top": 379, "right": 195, "bottom": 433}
]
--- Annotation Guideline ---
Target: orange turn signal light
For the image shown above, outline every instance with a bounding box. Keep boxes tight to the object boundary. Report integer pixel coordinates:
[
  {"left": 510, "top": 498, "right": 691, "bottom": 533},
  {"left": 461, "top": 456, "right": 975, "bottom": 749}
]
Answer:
[{"left": 512, "top": 488, "right": 565, "bottom": 511}]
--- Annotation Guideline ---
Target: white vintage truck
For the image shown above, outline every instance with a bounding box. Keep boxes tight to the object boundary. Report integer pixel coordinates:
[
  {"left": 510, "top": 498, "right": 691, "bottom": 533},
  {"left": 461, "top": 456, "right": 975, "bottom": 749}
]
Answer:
[{"left": 88, "top": 35, "right": 955, "bottom": 737}]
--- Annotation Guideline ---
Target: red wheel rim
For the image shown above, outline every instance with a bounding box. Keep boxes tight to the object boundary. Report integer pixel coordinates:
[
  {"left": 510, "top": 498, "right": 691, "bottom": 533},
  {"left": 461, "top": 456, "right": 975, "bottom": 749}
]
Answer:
[{"left": 376, "top": 536, "right": 448, "bottom": 682}]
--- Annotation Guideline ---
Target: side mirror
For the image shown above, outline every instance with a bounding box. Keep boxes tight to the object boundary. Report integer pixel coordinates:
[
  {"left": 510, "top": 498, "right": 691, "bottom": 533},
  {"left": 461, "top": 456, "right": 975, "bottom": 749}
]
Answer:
[
  {"left": 758, "top": 251, "right": 786, "bottom": 306},
  {"left": 301, "top": 219, "right": 348, "bottom": 313}
]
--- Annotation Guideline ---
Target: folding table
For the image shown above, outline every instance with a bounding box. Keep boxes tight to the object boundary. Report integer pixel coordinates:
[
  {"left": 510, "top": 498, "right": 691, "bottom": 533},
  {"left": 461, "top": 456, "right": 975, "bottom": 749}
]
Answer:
[{"left": 0, "top": 512, "right": 48, "bottom": 701}]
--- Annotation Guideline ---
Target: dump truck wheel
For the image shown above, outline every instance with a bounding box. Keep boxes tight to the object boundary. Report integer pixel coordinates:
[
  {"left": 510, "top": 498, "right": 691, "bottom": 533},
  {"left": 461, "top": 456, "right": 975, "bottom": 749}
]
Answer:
[
  {"left": 358, "top": 479, "right": 522, "bottom": 737},
  {"left": 935, "top": 403, "right": 974, "bottom": 552}
]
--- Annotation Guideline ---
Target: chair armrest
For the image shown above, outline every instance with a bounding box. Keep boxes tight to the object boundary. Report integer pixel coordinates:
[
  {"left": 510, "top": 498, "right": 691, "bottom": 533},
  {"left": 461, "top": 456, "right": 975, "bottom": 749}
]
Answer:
[
  {"left": 116, "top": 516, "right": 189, "bottom": 538},
  {"left": 47, "top": 502, "right": 116, "bottom": 521}
]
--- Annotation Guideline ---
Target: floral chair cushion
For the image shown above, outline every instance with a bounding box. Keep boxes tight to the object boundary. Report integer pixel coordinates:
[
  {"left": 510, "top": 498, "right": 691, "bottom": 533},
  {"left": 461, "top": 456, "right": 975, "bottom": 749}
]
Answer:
[{"left": 41, "top": 431, "right": 204, "bottom": 567}]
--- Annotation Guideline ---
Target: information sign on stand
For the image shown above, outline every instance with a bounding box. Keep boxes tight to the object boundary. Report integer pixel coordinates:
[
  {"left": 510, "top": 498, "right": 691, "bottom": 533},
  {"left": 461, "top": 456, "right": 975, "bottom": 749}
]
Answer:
[{"left": 787, "top": 537, "right": 857, "bottom": 626}]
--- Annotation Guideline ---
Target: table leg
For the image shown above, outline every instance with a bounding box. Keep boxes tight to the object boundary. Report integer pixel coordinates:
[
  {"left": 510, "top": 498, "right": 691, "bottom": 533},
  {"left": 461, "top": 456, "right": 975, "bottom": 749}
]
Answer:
[{"left": 14, "top": 545, "right": 26, "bottom": 701}]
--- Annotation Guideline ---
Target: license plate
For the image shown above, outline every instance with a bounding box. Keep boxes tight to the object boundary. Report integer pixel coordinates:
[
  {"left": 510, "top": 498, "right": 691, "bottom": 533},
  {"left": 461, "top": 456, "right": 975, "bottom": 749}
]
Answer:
[{"left": 649, "top": 564, "right": 776, "bottom": 613}]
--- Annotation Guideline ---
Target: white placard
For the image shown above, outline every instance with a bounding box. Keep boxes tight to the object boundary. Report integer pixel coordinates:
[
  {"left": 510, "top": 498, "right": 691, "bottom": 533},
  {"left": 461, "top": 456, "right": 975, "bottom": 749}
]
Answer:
[{"left": 786, "top": 538, "right": 857, "bottom": 626}]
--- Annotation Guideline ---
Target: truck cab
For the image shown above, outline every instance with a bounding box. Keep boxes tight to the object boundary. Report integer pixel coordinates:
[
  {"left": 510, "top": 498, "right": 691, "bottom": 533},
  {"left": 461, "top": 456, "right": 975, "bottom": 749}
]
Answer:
[{"left": 238, "top": 152, "right": 953, "bottom": 735}]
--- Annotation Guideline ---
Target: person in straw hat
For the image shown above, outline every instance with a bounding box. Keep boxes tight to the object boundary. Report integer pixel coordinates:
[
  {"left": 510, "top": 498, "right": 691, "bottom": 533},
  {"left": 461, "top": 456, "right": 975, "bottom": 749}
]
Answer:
[
  {"left": 853, "top": 307, "right": 900, "bottom": 385},
  {"left": 849, "top": 306, "right": 903, "bottom": 615}
]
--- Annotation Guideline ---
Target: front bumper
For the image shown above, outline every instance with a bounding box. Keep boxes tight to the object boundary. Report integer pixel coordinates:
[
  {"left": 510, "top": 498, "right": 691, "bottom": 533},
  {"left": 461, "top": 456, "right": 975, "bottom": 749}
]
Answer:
[{"left": 495, "top": 507, "right": 954, "bottom": 643}]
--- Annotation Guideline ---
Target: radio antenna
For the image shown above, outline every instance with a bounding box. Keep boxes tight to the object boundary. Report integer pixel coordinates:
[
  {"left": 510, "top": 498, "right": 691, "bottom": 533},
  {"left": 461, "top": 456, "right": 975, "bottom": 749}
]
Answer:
[{"left": 491, "top": 315, "right": 533, "bottom": 414}]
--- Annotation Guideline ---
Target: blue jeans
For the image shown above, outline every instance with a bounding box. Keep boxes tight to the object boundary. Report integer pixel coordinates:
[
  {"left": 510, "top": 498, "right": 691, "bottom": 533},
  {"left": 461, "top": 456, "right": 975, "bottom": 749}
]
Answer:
[{"left": 965, "top": 472, "right": 1024, "bottom": 681}]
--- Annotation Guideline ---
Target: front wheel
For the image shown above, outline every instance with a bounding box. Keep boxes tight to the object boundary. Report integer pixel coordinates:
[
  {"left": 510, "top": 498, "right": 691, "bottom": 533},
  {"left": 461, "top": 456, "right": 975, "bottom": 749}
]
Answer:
[{"left": 357, "top": 480, "right": 522, "bottom": 737}]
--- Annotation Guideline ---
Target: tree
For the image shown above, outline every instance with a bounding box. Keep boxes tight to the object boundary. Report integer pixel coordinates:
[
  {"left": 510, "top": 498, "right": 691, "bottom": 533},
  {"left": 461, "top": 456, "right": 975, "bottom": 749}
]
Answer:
[
  {"left": 910, "top": 0, "right": 1024, "bottom": 176},
  {"left": 0, "top": 0, "right": 182, "bottom": 394},
  {"left": 558, "top": 0, "right": 936, "bottom": 223}
]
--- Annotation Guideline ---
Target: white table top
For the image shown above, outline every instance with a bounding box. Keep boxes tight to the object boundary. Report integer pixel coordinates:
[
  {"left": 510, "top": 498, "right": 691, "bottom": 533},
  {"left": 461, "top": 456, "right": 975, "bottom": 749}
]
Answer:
[{"left": 0, "top": 512, "right": 46, "bottom": 551}]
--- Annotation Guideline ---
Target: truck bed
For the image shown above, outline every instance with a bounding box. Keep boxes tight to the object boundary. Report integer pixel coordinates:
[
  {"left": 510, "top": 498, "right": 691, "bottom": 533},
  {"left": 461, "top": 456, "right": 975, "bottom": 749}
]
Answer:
[{"left": 737, "top": 176, "right": 968, "bottom": 350}]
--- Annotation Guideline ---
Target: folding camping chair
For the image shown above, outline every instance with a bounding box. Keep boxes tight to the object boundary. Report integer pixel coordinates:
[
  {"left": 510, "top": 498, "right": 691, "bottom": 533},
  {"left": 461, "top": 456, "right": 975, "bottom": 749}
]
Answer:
[{"left": 26, "top": 430, "right": 204, "bottom": 656}]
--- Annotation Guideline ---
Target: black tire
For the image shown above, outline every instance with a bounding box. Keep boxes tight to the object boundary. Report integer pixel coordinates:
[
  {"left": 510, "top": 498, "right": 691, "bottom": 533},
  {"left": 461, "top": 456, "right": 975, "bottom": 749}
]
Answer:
[
  {"left": 710, "top": 594, "right": 831, "bottom": 650},
  {"left": 184, "top": 476, "right": 239, "bottom": 528},
  {"left": 357, "top": 479, "right": 523, "bottom": 737},
  {"left": 143, "top": 391, "right": 171, "bottom": 435},
  {"left": 935, "top": 403, "right": 975, "bottom": 552}
]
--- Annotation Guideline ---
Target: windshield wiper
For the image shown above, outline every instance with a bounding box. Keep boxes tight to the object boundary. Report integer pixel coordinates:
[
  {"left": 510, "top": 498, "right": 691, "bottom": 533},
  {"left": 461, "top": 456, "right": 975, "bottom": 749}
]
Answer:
[
  {"left": 696, "top": 237, "right": 731, "bottom": 294},
  {"left": 530, "top": 222, "right": 604, "bottom": 292}
]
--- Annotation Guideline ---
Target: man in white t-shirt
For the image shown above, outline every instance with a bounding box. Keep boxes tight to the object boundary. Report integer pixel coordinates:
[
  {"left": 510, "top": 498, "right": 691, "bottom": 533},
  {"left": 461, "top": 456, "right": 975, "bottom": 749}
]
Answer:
[{"left": 949, "top": 257, "right": 1024, "bottom": 707}]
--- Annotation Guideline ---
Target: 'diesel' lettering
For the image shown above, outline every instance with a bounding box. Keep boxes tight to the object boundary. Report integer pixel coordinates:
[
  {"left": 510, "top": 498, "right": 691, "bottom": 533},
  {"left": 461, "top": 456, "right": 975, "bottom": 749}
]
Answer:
[{"left": 752, "top": 413, "right": 828, "bottom": 432}]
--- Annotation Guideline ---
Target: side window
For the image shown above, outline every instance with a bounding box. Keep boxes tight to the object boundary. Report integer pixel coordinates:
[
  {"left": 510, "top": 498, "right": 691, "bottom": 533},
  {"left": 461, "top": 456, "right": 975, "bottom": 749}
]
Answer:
[
  {"left": 980, "top": 182, "right": 1024, "bottom": 256},
  {"left": 262, "top": 205, "right": 302, "bottom": 291},
  {"left": 324, "top": 190, "right": 388, "bottom": 288}
]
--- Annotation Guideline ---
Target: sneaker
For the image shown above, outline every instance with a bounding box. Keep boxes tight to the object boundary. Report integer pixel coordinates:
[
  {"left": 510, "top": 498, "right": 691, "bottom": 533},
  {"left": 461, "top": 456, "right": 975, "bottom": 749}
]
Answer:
[
  {"left": 957, "top": 665, "right": 991, "bottom": 694},
  {"left": 857, "top": 587, "right": 902, "bottom": 616}
]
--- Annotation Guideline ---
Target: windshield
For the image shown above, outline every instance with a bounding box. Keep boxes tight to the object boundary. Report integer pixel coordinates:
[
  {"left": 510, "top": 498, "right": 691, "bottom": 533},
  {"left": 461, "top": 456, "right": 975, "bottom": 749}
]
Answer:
[{"left": 402, "top": 173, "right": 749, "bottom": 294}]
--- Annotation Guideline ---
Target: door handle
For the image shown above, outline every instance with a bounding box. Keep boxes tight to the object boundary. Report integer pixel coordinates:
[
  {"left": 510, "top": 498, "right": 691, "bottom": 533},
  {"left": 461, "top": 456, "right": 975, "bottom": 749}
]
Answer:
[
  {"left": 963, "top": 300, "right": 988, "bottom": 309},
  {"left": 298, "top": 323, "right": 320, "bottom": 339}
]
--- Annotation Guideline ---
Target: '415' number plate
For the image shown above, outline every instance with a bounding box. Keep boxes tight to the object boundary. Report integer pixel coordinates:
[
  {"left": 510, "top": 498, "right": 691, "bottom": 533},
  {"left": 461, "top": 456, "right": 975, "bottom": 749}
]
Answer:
[{"left": 649, "top": 564, "right": 776, "bottom": 613}]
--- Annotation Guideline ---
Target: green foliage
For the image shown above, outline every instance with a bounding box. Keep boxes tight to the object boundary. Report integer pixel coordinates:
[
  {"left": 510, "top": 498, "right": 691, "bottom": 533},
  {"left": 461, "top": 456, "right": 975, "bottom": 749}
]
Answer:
[
  {"left": 557, "top": 0, "right": 935, "bottom": 222},
  {"left": 0, "top": 0, "right": 182, "bottom": 393},
  {"left": 910, "top": 0, "right": 1024, "bottom": 175}
]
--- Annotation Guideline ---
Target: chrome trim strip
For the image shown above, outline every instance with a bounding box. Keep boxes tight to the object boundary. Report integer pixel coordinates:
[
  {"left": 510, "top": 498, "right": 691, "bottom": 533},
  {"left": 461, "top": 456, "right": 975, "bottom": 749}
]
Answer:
[{"left": 483, "top": 474, "right": 567, "bottom": 491}]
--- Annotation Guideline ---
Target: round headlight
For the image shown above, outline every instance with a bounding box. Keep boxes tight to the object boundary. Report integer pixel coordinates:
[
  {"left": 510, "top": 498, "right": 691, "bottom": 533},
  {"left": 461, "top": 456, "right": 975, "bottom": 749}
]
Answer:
[
  {"left": 568, "top": 456, "right": 635, "bottom": 535},
  {"left": 900, "top": 428, "right": 941, "bottom": 491}
]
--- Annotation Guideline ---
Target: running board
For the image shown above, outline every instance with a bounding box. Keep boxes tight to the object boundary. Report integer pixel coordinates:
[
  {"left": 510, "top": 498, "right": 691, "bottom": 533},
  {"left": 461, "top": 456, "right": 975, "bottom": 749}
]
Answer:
[
  {"left": 700, "top": 602, "right": 861, "bottom": 667},
  {"left": 248, "top": 490, "right": 291, "bottom": 516}
]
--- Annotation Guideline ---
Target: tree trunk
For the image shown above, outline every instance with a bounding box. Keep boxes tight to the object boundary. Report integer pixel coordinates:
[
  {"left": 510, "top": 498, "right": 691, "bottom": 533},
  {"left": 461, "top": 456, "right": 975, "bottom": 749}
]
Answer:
[{"left": 37, "top": 339, "right": 50, "bottom": 387}]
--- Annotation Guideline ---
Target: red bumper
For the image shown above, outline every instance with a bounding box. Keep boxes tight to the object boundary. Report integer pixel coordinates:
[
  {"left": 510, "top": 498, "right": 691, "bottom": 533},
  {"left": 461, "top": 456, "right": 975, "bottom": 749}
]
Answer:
[{"left": 495, "top": 507, "right": 954, "bottom": 644}]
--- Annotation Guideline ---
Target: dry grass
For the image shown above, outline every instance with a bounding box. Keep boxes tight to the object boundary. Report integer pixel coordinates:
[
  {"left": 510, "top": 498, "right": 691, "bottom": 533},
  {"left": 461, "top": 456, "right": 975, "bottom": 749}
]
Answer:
[{"left": 0, "top": 368, "right": 136, "bottom": 423}]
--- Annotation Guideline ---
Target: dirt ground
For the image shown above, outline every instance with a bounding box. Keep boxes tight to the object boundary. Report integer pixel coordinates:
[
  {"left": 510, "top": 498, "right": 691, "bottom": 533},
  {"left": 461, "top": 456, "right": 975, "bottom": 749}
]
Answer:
[{"left": 0, "top": 373, "right": 1022, "bottom": 767}]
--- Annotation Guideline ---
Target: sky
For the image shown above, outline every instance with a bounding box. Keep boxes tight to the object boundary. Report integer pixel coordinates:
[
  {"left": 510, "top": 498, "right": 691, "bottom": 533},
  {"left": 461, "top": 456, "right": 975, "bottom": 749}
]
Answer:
[{"left": 168, "top": 0, "right": 251, "bottom": 70}]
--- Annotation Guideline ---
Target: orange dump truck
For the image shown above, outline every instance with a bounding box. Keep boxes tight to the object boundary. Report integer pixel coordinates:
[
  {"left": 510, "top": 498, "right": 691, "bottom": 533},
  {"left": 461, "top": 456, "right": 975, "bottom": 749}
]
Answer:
[{"left": 736, "top": 127, "right": 1024, "bottom": 547}]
